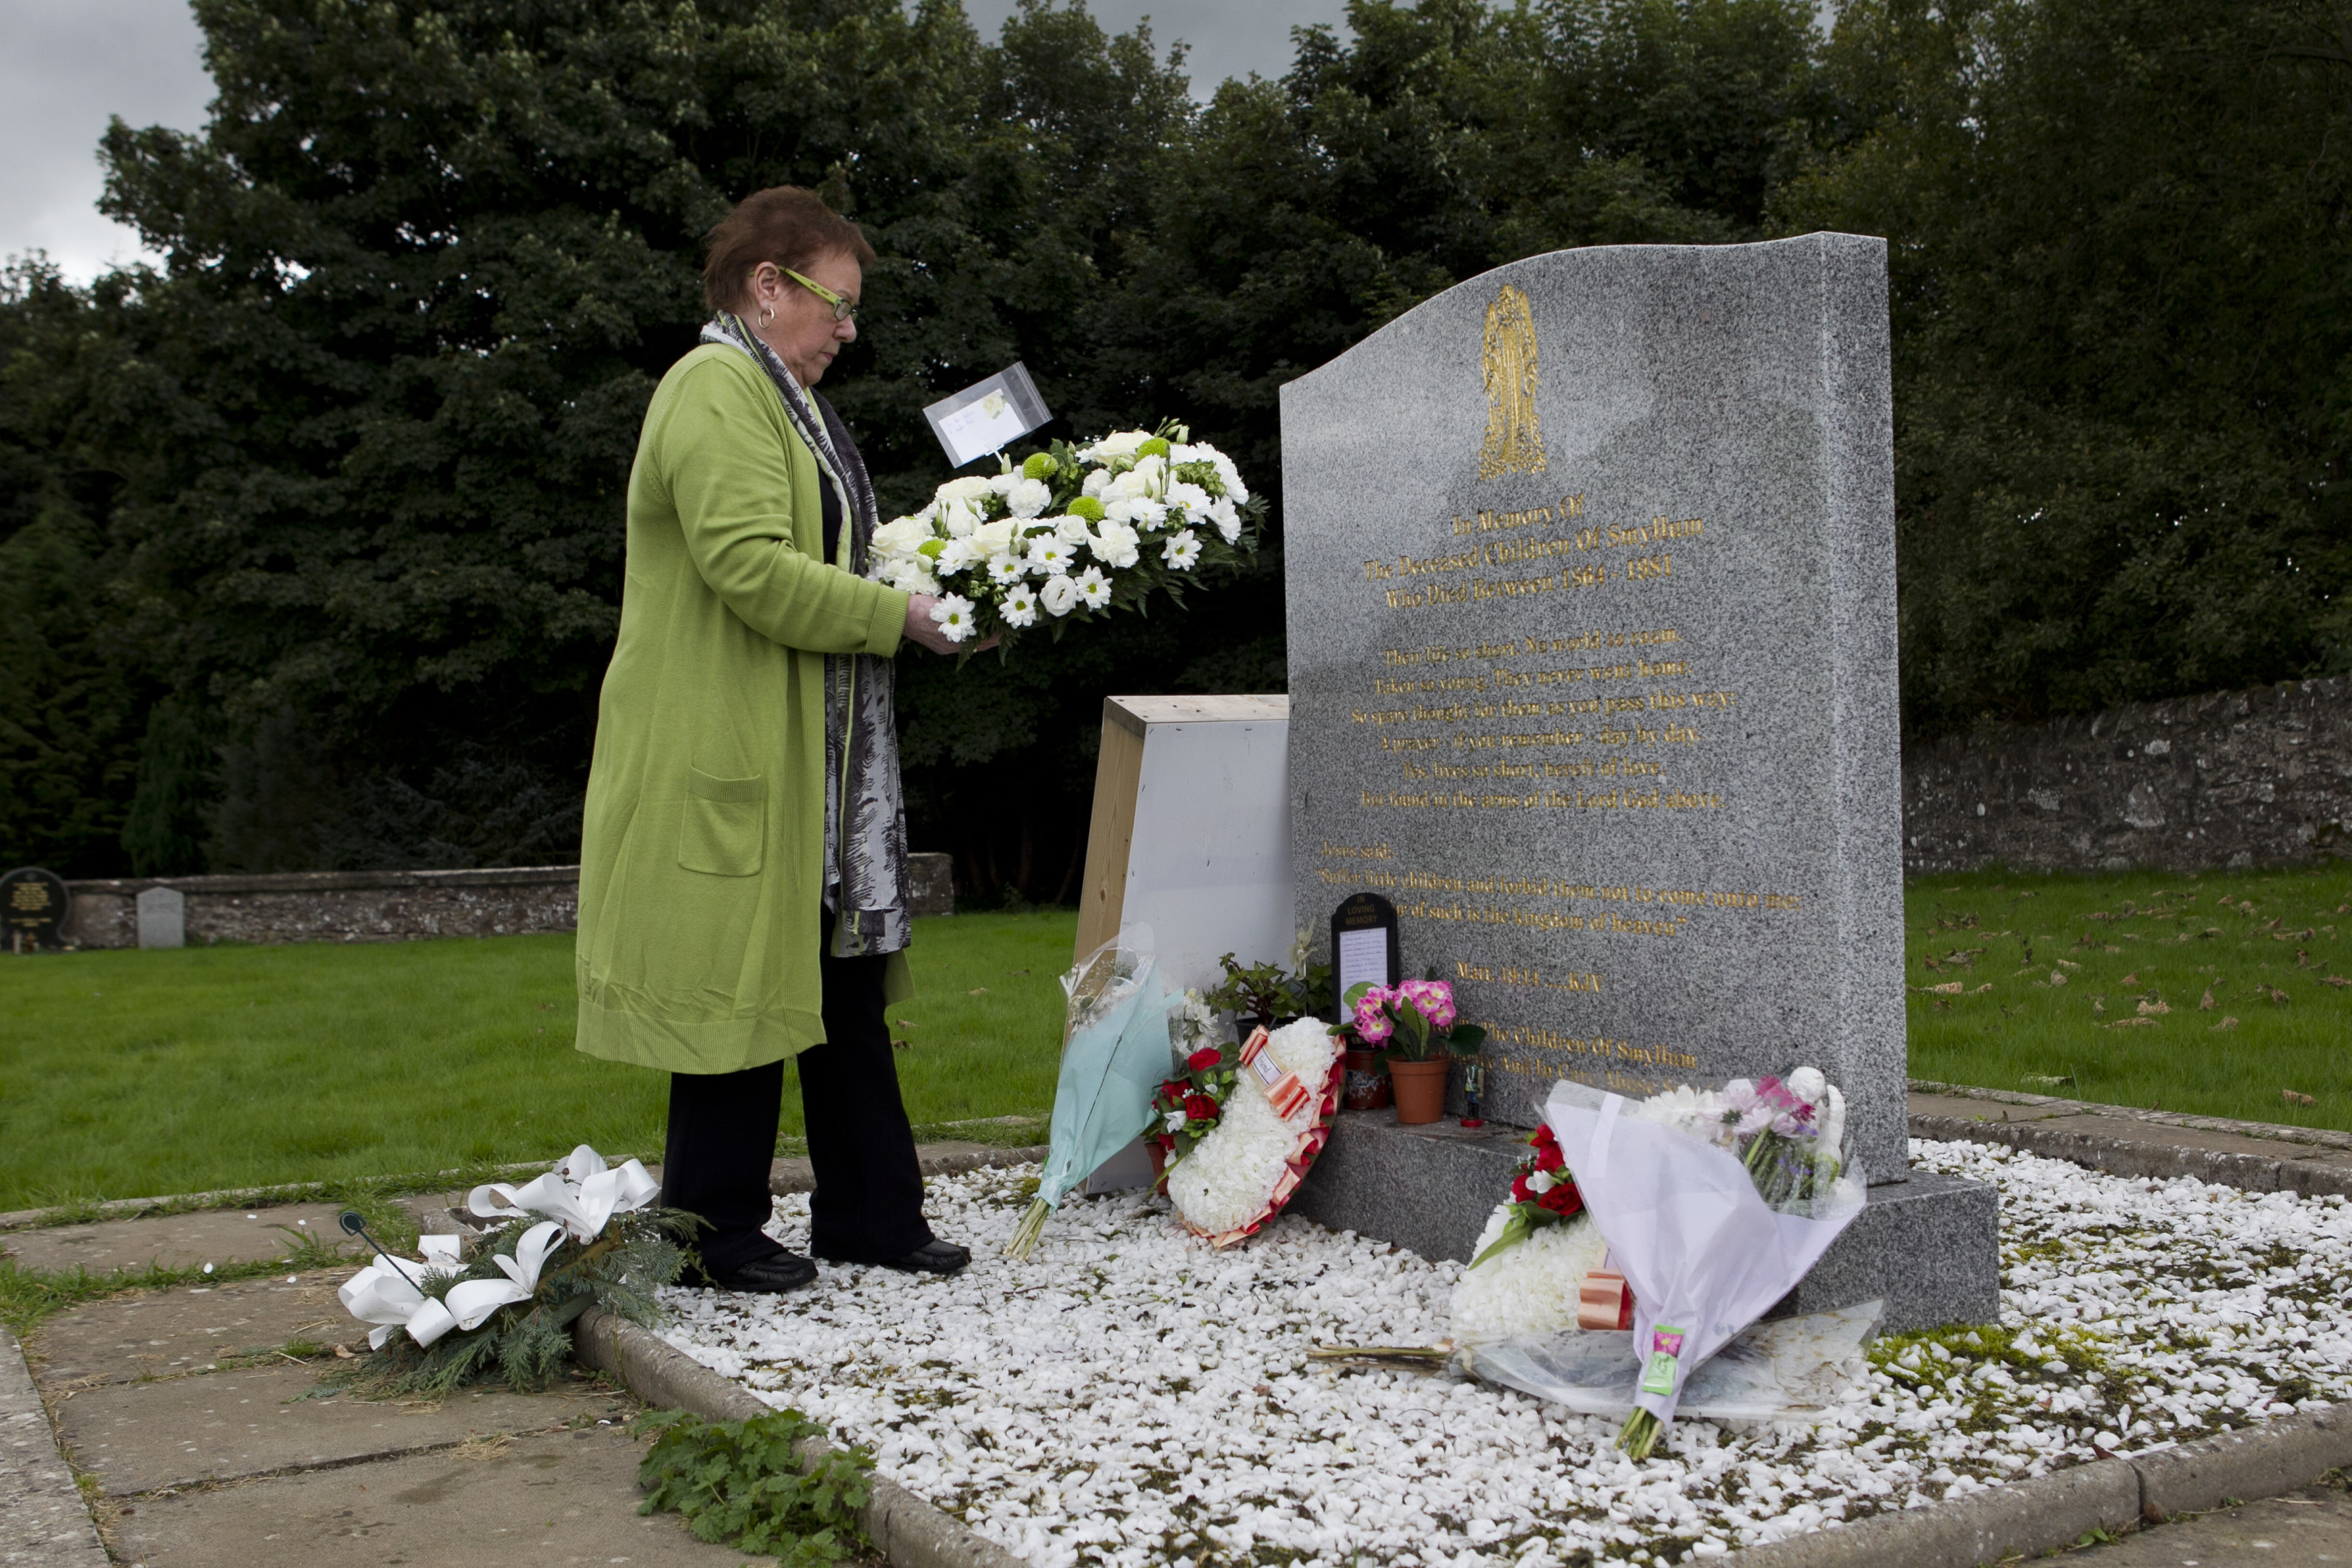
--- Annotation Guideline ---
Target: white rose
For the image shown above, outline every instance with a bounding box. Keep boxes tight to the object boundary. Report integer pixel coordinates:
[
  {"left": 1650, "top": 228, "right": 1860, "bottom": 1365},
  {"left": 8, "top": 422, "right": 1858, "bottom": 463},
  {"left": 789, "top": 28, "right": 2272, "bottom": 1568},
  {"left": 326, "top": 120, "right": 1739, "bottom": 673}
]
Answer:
[
  {"left": 1055, "top": 515, "right": 1095, "bottom": 546},
  {"left": 871, "top": 516, "right": 935, "bottom": 560},
  {"left": 1082, "top": 468, "right": 1110, "bottom": 498},
  {"left": 972, "top": 519, "right": 1017, "bottom": 558},
  {"left": 1078, "top": 430, "right": 1151, "bottom": 462},
  {"left": 936, "top": 475, "right": 994, "bottom": 505},
  {"left": 1130, "top": 452, "right": 1167, "bottom": 497},
  {"left": 939, "top": 497, "right": 984, "bottom": 538},
  {"left": 1040, "top": 575, "right": 1079, "bottom": 616}
]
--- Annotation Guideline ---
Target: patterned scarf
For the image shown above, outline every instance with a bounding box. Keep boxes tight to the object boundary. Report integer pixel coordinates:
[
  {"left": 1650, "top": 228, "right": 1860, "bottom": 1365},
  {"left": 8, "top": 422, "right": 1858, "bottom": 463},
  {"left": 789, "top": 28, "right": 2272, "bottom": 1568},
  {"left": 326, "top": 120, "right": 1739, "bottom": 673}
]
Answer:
[{"left": 702, "top": 311, "right": 910, "bottom": 958}]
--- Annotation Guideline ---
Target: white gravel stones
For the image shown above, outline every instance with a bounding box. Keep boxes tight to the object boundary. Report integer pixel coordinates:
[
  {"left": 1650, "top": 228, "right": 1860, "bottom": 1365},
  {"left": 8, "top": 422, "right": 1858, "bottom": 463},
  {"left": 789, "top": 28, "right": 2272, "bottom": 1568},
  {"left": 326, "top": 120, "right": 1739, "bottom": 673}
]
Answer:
[{"left": 657, "top": 1140, "right": 2352, "bottom": 1567}]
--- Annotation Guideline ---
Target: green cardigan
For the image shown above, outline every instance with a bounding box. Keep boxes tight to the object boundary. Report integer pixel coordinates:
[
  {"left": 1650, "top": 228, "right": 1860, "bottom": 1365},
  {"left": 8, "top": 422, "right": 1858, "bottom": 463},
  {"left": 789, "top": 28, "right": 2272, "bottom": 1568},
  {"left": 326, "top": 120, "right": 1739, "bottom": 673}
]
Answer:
[{"left": 575, "top": 344, "right": 913, "bottom": 1074}]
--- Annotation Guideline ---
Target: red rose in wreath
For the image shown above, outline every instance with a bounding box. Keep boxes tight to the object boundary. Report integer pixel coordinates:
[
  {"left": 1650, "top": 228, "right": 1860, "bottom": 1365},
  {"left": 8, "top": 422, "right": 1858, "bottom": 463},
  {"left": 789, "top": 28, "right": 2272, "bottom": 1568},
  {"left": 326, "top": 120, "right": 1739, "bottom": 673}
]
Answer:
[
  {"left": 1184, "top": 1093, "right": 1221, "bottom": 1122},
  {"left": 1185, "top": 1047, "right": 1222, "bottom": 1072}
]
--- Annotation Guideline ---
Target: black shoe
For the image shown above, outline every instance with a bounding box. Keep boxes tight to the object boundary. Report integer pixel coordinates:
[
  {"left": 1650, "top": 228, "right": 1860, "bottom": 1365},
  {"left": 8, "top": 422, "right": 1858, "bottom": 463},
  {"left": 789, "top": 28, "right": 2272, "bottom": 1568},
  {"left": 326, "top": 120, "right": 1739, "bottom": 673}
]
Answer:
[
  {"left": 698, "top": 1251, "right": 818, "bottom": 1292},
  {"left": 882, "top": 1239, "right": 971, "bottom": 1276}
]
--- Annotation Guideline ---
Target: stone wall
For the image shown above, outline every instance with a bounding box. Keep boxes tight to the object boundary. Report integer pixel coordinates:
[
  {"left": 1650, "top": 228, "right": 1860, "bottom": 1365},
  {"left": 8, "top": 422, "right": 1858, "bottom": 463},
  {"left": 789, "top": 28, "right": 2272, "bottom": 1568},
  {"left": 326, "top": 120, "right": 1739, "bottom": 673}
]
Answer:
[
  {"left": 59, "top": 854, "right": 957, "bottom": 948},
  {"left": 1903, "top": 679, "right": 2352, "bottom": 874}
]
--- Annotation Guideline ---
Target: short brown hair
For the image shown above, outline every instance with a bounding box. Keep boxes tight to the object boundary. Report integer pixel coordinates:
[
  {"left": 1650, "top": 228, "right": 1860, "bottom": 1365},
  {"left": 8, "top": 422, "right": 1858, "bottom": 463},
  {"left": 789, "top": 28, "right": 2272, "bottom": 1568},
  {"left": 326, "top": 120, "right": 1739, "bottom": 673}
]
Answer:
[{"left": 701, "top": 187, "right": 876, "bottom": 313}]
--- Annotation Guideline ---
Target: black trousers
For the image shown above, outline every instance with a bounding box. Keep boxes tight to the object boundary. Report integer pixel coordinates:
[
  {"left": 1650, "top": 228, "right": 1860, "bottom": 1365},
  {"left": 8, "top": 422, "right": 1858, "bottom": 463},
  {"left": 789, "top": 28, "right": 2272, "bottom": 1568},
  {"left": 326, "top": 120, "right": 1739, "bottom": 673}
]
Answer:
[{"left": 661, "top": 938, "right": 934, "bottom": 1273}]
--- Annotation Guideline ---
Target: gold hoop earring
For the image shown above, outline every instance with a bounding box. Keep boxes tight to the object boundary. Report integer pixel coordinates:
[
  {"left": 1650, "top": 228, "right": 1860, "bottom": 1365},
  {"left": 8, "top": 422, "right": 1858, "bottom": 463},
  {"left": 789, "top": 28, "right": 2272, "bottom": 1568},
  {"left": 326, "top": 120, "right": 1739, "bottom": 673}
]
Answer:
[{"left": 756, "top": 303, "right": 774, "bottom": 330}]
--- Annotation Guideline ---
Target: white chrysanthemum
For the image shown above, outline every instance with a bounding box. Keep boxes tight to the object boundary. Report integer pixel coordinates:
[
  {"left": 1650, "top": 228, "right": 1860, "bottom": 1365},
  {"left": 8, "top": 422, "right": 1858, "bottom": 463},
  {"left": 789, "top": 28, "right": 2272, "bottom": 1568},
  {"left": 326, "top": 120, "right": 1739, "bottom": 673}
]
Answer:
[
  {"left": 883, "top": 559, "right": 940, "bottom": 596},
  {"left": 1209, "top": 497, "right": 1242, "bottom": 544},
  {"left": 1165, "top": 480, "right": 1212, "bottom": 527},
  {"left": 1174, "top": 441, "right": 1248, "bottom": 504},
  {"left": 1000, "top": 583, "right": 1039, "bottom": 627},
  {"left": 1082, "top": 468, "right": 1110, "bottom": 498},
  {"left": 1167, "top": 1018, "right": 1339, "bottom": 1237},
  {"left": 1103, "top": 496, "right": 1168, "bottom": 530},
  {"left": 1040, "top": 575, "right": 1079, "bottom": 616},
  {"left": 986, "top": 552, "right": 1025, "bottom": 586},
  {"left": 1074, "top": 565, "right": 1113, "bottom": 610},
  {"left": 1077, "top": 430, "right": 1152, "bottom": 463},
  {"left": 1003, "top": 476, "right": 1052, "bottom": 519},
  {"left": 1162, "top": 528, "right": 1202, "bottom": 571},
  {"left": 1026, "top": 536, "right": 1077, "bottom": 576},
  {"left": 1087, "top": 521, "right": 1141, "bottom": 570},
  {"left": 936, "top": 536, "right": 982, "bottom": 574},
  {"left": 928, "top": 594, "right": 976, "bottom": 642},
  {"left": 1449, "top": 1202, "right": 1609, "bottom": 1344}
]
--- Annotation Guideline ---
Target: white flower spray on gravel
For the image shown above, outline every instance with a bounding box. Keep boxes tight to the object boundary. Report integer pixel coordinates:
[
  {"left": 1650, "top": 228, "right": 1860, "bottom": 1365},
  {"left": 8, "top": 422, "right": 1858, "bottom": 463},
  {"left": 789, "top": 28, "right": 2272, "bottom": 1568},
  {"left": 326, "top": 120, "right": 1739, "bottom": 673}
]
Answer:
[{"left": 657, "top": 1138, "right": 2352, "bottom": 1568}]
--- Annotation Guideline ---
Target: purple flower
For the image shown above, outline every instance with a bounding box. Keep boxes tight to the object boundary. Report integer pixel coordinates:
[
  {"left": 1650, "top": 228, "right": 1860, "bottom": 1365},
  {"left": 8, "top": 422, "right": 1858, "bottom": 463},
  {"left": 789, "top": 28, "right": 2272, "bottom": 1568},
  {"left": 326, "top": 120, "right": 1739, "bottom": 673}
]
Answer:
[{"left": 1398, "top": 979, "right": 1457, "bottom": 1029}]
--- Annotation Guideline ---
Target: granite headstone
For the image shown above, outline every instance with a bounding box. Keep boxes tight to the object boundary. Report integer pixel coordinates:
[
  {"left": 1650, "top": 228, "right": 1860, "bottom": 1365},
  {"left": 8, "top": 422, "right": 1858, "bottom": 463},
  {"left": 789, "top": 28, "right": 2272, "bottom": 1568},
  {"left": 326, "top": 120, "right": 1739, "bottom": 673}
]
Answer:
[{"left": 1278, "top": 234, "right": 1998, "bottom": 1330}]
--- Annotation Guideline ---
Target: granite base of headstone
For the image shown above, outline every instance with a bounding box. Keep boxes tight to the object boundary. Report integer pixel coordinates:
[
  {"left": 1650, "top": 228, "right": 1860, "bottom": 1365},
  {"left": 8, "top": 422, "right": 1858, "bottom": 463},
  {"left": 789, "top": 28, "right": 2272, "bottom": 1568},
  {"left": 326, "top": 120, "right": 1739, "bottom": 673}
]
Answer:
[
  {"left": 136, "top": 886, "right": 187, "bottom": 950},
  {"left": 1289, "top": 1113, "right": 1998, "bottom": 1332},
  {"left": 1278, "top": 232, "right": 2000, "bottom": 1332}
]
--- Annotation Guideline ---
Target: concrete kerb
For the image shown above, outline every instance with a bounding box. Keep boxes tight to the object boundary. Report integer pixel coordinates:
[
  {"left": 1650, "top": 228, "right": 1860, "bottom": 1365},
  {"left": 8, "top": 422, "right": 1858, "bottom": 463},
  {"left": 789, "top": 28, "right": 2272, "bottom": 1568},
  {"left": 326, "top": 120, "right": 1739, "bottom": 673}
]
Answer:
[
  {"left": 1722, "top": 1408, "right": 2352, "bottom": 1567},
  {"left": 573, "top": 1307, "right": 1029, "bottom": 1568},
  {"left": 0, "top": 1324, "right": 109, "bottom": 1568},
  {"left": 1908, "top": 1114, "right": 2352, "bottom": 1198}
]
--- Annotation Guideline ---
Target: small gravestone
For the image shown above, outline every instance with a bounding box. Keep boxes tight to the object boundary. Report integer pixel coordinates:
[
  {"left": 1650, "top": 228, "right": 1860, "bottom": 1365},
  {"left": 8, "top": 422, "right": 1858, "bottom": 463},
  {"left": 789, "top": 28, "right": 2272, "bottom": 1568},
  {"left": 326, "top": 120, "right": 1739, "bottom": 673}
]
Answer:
[
  {"left": 137, "top": 886, "right": 187, "bottom": 950},
  {"left": 1329, "top": 891, "right": 1401, "bottom": 1008},
  {"left": 1, "top": 866, "right": 71, "bottom": 952}
]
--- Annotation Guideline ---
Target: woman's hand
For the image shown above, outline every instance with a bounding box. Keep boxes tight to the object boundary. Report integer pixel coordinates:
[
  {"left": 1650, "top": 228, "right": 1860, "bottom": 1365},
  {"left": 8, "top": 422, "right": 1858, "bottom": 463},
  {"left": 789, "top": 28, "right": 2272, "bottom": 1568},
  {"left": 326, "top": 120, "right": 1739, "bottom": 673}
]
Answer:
[{"left": 903, "top": 594, "right": 1000, "bottom": 655}]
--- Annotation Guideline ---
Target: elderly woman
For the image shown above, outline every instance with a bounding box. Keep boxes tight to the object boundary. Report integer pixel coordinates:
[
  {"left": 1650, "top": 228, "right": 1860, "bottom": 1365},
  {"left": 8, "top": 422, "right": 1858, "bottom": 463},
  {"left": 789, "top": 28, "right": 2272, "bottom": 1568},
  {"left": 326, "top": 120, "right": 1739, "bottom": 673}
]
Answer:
[{"left": 574, "top": 187, "right": 971, "bottom": 1291}]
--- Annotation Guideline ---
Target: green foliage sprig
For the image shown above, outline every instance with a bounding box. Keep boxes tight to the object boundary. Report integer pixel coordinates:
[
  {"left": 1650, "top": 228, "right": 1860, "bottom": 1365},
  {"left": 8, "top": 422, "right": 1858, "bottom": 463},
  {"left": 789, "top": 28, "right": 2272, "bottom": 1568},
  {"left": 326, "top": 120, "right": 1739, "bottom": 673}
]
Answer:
[
  {"left": 330, "top": 1207, "right": 695, "bottom": 1399},
  {"left": 634, "top": 1408, "right": 875, "bottom": 1565}
]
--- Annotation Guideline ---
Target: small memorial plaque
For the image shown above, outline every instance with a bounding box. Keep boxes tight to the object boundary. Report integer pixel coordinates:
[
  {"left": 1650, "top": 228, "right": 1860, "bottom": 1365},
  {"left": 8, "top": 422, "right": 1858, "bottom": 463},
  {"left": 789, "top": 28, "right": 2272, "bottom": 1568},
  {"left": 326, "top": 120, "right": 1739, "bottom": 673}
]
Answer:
[
  {"left": 1330, "top": 891, "right": 1401, "bottom": 1011},
  {"left": 1, "top": 866, "right": 71, "bottom": 951}
]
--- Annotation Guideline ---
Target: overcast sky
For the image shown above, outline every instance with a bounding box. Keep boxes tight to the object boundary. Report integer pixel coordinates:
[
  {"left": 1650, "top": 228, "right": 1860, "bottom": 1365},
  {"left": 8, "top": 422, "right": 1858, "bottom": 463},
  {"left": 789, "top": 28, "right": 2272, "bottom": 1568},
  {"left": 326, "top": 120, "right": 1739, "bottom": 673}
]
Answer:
[{"left": 0, "top": 0, "right": 1349, "bottom": 282}]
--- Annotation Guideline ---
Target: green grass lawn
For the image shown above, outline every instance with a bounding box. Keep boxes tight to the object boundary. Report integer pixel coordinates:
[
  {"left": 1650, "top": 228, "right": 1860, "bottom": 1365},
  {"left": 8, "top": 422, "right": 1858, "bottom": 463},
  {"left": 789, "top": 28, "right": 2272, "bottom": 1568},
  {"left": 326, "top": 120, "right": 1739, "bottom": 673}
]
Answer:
[
  {"left": 0, "top": 911, "right": 1075, "bottom": 1211},
  {"left": 1908, "top": 865, "right": 2352, "bottom": 1135},
  {"left": 7, "top": 866, "right": 2351, "bottom": 1212}
]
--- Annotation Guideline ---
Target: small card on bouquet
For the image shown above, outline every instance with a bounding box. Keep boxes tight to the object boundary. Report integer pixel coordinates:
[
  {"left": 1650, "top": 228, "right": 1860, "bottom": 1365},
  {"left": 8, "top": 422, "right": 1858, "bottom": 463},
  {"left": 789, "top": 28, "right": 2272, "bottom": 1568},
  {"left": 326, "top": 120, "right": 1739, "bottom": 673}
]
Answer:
[{"left": 923, "top": 363, "right": 1052, "bottom": 467}]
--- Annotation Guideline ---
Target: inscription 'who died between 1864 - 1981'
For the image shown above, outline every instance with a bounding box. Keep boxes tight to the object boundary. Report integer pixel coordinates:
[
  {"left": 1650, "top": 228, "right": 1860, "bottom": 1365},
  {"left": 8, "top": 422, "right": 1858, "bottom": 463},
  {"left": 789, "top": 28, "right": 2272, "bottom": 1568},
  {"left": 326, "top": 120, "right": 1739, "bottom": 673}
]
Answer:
[{"left": 1282, "top": 233, "right": 1911, "bottom": 1185}]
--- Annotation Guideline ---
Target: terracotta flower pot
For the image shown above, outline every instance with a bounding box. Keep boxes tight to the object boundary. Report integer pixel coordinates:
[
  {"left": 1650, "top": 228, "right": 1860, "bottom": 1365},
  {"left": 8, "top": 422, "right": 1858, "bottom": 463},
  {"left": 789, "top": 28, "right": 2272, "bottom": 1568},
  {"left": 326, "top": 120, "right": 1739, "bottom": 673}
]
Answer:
[
  {"left": 1389, "top": 1057, "right": 1450, "bottom": 1125},
  {"left": 1341, "top": 1049, "right": 1392, "bottom": 1111}
]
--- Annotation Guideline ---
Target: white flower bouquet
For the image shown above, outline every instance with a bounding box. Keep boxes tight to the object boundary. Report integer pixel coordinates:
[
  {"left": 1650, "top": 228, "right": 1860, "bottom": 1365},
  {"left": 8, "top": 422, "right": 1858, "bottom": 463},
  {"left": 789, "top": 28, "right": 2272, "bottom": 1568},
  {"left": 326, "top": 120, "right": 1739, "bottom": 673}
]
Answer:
[
  {"left": 1544, "top": 1069, "right": 1867, "bottom": 1458},
  {"left": 867, "top": 423, "right": 1263, "bottom": 648}
]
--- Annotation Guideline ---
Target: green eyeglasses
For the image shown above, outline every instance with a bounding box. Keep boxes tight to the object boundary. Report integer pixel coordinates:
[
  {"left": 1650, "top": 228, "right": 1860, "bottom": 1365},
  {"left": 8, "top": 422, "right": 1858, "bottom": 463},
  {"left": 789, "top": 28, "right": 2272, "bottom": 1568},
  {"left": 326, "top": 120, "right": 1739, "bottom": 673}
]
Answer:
[{"left": 783, "top": 267, "right": 859, "bottom": 324}]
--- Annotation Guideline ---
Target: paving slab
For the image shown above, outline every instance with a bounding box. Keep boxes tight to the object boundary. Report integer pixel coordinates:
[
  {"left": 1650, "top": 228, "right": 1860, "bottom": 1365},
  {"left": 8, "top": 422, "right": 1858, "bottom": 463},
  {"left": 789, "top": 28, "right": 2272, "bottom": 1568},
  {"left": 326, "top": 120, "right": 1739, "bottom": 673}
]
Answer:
[
  {"left": 107, "top": 1425, "right": 775, "bottom": 1568},
  {"left": 29, "top": 1271, "right": 353, "bottom": 1389},
  {"left": 2, "top": 1325, "right": 110, "bottom": 1568},
  {"left": 1, "top": 1204, "right": 355, "bottom": 1275},
  {"left": 2077, "top": 1476, "right": 2352, "bottom": 1564},
  {"left": 57, "top": 1360, "right": 629, "bottom": 1496}
]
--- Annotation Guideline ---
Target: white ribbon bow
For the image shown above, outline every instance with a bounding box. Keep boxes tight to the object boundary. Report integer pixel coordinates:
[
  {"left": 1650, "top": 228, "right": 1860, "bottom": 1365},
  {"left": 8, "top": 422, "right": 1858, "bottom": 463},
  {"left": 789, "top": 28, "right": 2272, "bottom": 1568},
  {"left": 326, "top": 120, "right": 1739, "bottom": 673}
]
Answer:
[
  {"left": 336, "top": 1233, "right": 466, "bottom": 1350},
  {"left": 402, "top": 1220, "right": 564, "bottom": 1347},
  {"left": 466, "top": 1144, "right": 658, "bottom": 1244}
]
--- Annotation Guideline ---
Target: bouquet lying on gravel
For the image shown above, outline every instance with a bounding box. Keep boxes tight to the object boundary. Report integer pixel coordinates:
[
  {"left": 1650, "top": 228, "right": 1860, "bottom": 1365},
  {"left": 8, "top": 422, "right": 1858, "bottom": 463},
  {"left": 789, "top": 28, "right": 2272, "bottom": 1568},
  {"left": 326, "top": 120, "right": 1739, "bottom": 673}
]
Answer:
[
  {"left": 1450, "top": 1122, "right": 1629, "bottom": 1346},
  {"left": 1545, "top": 1069, "right": 1866, "bottom": 1458},
  {"left": 1166, "top": 1018, "right": 1344, "bottom": 1247},
  {"left": 335, "top": 1145, "right": 693, "bottom": 1395},
  {"left": 867, "top": 424, "right": 1263, "bottom": 650}
]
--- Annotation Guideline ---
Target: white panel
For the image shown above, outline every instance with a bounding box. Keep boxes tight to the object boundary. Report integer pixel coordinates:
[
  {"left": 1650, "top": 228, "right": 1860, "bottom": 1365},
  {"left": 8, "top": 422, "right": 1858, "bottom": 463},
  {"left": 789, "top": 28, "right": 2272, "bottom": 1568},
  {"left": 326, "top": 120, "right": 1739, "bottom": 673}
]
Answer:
[{"left": 1123, "top": 718, "right": 1294, "bottom": 997}]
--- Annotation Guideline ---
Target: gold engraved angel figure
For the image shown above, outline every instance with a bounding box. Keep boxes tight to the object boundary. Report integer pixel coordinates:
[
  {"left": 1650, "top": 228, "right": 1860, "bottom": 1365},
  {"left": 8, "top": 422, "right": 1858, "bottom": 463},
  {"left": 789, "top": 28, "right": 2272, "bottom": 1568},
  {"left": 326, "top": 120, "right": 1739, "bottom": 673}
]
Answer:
[{"left": 1478, "top": 282, "right": 1547, "bottom": 480}]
